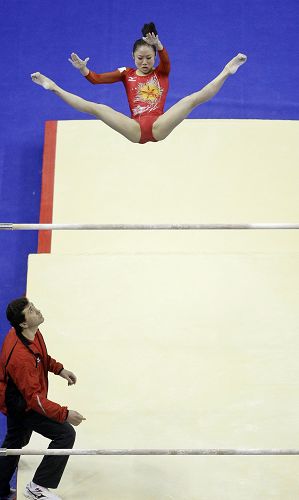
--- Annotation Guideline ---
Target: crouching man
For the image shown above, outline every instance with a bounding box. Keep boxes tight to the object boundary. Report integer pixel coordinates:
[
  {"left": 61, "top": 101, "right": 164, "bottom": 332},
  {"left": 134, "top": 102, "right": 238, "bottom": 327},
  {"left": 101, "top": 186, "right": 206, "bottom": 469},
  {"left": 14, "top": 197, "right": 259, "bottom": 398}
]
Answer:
[{"left": 0, "top": 297, "right": 85, "bottom": 500}]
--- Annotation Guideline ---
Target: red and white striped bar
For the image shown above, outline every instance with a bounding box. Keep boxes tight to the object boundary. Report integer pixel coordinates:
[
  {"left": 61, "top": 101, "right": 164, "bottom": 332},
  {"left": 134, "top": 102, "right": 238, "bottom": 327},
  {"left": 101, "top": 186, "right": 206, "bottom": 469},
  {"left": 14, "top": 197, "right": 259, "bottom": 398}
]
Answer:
[
  {"left": 2, "top": 448, "right": 299, "bottom": 456},
  {"left": 1, "top": 223, "right": 299, "bottom": 231}
]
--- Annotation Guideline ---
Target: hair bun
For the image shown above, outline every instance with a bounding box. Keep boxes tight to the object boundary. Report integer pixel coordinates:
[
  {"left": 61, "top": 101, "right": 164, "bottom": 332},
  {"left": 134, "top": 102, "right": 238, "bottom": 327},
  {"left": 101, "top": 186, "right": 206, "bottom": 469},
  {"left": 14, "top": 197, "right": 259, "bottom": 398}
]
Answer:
[{"left": 142, "top": 22, "right": 158, "bottom": 37}]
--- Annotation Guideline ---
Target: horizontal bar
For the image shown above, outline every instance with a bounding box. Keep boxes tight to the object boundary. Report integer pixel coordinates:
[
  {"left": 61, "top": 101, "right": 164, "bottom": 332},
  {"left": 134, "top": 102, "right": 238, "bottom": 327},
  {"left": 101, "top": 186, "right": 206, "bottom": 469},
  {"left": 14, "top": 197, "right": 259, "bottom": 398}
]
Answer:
[
  {"left": 2, "top": 448, "right": 299, "bottom": 456},
  {"left": 1, "top": 223, "right": 299, "bottom": 231}
]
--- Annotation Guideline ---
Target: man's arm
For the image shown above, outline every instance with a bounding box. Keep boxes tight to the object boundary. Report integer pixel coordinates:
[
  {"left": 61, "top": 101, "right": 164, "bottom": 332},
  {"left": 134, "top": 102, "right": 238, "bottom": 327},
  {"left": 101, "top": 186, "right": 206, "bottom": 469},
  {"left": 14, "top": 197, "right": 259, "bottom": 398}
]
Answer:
[
  {"left": 47, "top": 354, "right": 77, "bottom": 385},
  {"left": 10, "top": 360, "right": 68, "bottom": 422},
  {"left": 59, "top": 368, "right": 77, "bottom": 386},
  {"left": 47, "top": 353, "right": 64, "bottom": 374}
]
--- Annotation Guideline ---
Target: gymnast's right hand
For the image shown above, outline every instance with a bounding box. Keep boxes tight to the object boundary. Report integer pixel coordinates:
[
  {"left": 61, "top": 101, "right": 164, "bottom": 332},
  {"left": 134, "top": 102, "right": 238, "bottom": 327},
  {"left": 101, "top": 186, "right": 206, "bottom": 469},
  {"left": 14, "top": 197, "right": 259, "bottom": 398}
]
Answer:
[
  {"left": 68, "top": 53, "right": 90, "bottom": 75},
  {"left": 67, "top": 410, "right": 86, "bottom": 426}
]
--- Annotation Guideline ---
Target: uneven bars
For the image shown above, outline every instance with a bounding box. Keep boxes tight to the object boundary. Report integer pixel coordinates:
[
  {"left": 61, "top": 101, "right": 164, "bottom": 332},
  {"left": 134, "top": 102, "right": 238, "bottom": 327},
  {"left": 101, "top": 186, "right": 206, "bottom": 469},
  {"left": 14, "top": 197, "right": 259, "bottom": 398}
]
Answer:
[
  {"left": 2, "top": 448, "right": 299, "bottom": 456},
  {"left": 1, "top": 223, "right": 299, "bottom": 231}
]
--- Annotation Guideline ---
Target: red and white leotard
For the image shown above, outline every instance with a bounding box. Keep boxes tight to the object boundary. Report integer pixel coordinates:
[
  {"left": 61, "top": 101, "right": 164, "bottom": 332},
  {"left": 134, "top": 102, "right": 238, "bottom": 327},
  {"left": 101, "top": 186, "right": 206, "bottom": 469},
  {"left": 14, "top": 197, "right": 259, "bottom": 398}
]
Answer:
[{"left": 85, "top": 48, "right": 170, "bottom": 143}]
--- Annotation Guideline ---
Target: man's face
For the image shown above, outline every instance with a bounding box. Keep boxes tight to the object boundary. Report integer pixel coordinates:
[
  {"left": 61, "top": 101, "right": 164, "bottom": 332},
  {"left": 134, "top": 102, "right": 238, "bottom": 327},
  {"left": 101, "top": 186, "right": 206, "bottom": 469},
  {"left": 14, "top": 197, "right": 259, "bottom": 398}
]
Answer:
[{"left": 22, "top": 301, "right": 44, "bottom": 329}]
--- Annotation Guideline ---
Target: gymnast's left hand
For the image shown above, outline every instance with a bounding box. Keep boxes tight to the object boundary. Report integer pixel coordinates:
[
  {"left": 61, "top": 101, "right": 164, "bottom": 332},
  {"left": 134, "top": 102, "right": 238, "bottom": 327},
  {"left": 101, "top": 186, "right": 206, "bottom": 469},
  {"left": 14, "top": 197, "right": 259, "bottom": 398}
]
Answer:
[
  {"left": 60, "top": 368, "right": 77, "bottom": 386},
  {"left": 142, "top": 33, "right": 163, "bottom": 50}
]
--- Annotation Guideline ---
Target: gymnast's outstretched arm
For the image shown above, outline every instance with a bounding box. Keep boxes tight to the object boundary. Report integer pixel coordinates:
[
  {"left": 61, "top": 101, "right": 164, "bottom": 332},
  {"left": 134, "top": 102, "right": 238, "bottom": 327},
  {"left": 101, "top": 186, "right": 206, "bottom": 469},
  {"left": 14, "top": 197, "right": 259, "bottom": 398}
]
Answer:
[{"left": 69, "top": 52, "right": 124, "bottom": 84}]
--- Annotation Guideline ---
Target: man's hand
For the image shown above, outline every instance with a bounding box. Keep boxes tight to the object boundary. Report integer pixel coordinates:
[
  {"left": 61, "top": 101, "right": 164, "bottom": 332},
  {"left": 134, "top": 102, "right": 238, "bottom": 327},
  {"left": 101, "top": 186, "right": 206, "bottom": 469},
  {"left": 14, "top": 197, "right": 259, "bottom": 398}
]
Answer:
[
  {"left": 67, "top": 410, "right": 86, "bottom": 426},
  {"left": 60, "top": 369, "right": 77, "bottom": 386}
]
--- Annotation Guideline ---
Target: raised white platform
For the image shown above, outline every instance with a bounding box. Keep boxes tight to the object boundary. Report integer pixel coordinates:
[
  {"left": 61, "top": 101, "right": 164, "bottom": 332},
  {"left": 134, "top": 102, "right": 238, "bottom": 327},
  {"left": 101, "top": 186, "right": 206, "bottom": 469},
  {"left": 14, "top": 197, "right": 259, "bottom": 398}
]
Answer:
[
  {"left": 15, "top": 250, "right": 299, "bottom": 499},
  {"left": 48, "top": 119, "right": 299, "bottom": 254}
]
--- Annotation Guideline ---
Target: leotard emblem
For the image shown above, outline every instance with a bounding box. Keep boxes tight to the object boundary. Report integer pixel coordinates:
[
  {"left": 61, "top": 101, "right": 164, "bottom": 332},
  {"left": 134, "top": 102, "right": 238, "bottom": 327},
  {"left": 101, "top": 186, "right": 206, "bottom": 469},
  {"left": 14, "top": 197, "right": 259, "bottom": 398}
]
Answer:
[{"left": 132, "top": 73, "right": 163, "bottom": 115}]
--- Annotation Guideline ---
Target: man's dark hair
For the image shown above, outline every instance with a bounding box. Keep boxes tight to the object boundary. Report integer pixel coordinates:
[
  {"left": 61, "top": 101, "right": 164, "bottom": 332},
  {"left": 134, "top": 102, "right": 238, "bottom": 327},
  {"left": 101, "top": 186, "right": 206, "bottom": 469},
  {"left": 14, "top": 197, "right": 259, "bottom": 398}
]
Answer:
[
  {"left": 6, "top": 297, "right": 29, "bottom": 333},
  {"left": 133, "top": 22, "right": 158, "bottom": 55}
]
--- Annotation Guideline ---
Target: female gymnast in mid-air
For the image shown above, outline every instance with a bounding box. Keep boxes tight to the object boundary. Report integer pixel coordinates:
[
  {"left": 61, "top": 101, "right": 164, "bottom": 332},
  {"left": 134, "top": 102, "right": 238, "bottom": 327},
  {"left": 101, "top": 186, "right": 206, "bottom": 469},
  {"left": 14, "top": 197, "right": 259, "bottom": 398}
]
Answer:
[{"left": 31, "top": 22, "right": 247, "bottom": 144}]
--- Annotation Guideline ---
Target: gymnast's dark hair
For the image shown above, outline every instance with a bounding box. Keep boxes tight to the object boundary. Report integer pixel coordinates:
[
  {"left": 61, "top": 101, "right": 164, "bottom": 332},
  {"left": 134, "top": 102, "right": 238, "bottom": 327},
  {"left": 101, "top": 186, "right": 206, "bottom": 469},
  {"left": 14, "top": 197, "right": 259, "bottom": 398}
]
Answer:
[
  {"left": 133, "top": 22, "right": 158, "bottom": 55},
  {"left": 6, "top": 297, "right": 29, "bottom": 334}
]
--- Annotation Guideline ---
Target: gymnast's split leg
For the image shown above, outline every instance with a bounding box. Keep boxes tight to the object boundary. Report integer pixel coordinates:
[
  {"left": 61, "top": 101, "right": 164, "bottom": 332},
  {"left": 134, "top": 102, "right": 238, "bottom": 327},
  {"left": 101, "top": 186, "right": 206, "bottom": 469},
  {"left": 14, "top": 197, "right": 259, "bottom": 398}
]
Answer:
[
  {"left": 152, "top": 53, "right": 247, "bottom": 141},
  {"left": 31, "top": 73, "right": 141, "bottom": 143}
]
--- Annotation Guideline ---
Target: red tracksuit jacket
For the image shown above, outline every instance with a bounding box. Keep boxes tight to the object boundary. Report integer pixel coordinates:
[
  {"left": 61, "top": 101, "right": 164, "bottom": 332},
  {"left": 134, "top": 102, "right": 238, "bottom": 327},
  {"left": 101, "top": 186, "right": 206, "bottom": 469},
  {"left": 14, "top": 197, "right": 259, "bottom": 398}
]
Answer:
[{"left": 0, "top": 328, "right": 68, "bottom": 422}]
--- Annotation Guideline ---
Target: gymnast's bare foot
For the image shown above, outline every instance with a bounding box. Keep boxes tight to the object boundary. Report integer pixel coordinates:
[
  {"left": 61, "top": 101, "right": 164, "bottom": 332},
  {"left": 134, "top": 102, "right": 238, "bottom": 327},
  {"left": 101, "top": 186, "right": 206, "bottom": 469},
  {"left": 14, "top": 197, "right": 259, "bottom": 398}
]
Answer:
[
  {"left": 225, "top": 53, "right": 247, "bottom": 75},
  {"left": 31, "top": 72, "right": 56, "bottom": 90}
]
